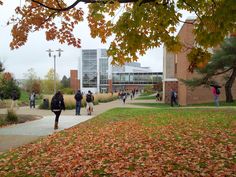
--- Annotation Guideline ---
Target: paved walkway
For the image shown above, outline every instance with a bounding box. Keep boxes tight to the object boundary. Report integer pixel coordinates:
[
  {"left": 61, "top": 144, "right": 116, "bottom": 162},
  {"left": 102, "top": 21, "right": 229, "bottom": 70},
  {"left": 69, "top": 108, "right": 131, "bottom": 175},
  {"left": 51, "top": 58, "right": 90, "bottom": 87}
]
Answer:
[{"left": 0, "top": 97, "right": 155, "bottom": 152}]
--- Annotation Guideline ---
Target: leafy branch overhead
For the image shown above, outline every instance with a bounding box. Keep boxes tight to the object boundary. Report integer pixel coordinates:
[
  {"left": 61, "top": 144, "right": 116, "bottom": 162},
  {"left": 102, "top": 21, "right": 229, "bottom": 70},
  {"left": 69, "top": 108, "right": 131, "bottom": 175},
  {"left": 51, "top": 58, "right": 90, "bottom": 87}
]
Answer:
[{"left": 3, "top": 0, "right": 236, "bottom": 66}]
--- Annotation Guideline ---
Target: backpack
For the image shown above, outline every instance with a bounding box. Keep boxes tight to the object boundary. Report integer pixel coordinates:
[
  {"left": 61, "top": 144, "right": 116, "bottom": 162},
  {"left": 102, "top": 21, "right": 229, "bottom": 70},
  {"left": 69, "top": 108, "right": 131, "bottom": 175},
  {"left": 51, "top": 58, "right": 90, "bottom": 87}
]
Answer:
[
  {"left": 30, "top": 94, "right": 35, "bottom": 101},
  {"left": 174, "top": 92, "right": 177, "bottom": 98},
  {"left": 86, "top": 94, "right": 93, "bottom": 102},
  {"left": 51, "top": 96, "right": 61, "bottom": 110},
  {"left": 216, "top": 87, "right": 221, "bottom": 95},
  {"left": 75, "top": 93, "right": 82, "bottom": 101}
]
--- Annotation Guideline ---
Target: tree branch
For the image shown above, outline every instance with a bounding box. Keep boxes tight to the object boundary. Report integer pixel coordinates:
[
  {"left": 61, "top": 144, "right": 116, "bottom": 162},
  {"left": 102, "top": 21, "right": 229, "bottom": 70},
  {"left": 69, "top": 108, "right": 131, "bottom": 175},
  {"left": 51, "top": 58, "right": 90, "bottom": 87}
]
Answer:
[
  {"left": 32, "top": 11, "right": 57, "bottom": 32},
  {"left": 31, "top": 0, "right": 81, "bottom": 12},
  {"left": 213, "top": 67, "right": 233, "bottom": 76},
  {"left": 31, "top": 0, "right": 168, "bottom": 11},
  {"left": 182, "top": 0, "right": 202, "bottom": 23},
  {"left": 55, "top": 0, "right": 63, "bottom": 9}
]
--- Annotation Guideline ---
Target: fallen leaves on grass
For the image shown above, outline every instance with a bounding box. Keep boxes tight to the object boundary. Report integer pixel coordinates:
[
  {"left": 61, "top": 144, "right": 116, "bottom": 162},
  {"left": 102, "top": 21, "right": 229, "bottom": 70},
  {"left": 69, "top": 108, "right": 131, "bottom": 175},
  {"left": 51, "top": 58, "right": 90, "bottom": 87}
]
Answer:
[{"left": 0, "top": 109, "right": 235, "bottom": 176}]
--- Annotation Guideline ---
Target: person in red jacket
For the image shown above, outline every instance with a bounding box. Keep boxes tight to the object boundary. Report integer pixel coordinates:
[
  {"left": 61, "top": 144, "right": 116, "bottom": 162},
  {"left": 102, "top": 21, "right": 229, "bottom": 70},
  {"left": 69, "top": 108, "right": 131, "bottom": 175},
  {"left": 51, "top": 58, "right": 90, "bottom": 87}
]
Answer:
[{"left": 211, "top": 85, "right": 221, "bottom": 107}]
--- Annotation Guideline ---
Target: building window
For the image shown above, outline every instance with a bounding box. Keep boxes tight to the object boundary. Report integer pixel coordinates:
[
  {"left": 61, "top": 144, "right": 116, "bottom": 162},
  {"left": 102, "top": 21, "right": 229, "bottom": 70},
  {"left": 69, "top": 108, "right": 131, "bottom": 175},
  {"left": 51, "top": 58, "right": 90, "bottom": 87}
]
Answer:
[
  {"left": 82, "top": 50, "right": 97, "bottom": 88},
  {"left": 99, "top": 57, "right": 108, "bottom": 85}
]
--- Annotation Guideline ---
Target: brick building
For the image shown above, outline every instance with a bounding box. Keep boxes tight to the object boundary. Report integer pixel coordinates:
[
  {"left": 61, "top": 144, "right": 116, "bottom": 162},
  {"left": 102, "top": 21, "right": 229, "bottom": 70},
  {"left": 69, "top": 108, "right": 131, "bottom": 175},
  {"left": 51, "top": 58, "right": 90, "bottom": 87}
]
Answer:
[{"left": 163, "top": 18, "right": 236, "bottom": 105}]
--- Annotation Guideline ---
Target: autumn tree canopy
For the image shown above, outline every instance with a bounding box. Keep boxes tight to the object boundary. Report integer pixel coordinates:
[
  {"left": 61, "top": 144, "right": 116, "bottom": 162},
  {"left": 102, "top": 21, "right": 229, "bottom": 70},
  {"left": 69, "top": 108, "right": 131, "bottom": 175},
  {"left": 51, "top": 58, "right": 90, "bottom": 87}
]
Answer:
[{"left": 1, "top": 0, "right": 236, "bottom": 66}]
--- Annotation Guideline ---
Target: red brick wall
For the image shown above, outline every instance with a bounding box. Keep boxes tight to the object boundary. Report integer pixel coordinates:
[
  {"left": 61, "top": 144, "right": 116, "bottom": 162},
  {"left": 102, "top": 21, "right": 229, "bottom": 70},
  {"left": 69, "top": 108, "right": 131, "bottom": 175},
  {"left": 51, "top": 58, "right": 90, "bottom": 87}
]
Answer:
[
  {"left": 70, "top": 70, "right": 79, "bottom": 92},
  {"left": 176, "top": 21, "right": 236, "bottom": 105},
  {"left": 164, "top": 81, "right": 178, "bottom": 103},
  {"left": 176, "top": 20, "right": 195, "bottom": 105}
]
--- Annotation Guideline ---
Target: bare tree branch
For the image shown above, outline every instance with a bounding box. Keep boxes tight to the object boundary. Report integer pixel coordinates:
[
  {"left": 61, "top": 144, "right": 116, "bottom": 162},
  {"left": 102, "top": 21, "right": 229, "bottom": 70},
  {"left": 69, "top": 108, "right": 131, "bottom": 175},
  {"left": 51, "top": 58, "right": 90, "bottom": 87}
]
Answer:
[
  {"left": 31, "top": 0, "right": 169, "bottom": 11},
  {"left": 31, "top": 0, "right": 81, "bottom": 11}
]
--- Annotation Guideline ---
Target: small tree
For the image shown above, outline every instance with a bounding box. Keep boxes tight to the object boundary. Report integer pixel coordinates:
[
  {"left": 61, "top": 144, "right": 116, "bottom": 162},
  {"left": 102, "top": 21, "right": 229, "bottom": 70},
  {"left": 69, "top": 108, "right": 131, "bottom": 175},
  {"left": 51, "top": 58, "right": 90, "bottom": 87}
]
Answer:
[
  {"left": 42, "top": 68, "right": 60, "bottom": 94},
  {"left": 0, "top": 74, "right": 21, "bottom": 99},
  {"left": 60, "top": 75, "right": 70, "bottom": 88},
  {"left": 23, "top": 68, "right": 41, "bottom": 94},
  {"left": 183, "top": 37, "right": 236, "bottom": 102}
]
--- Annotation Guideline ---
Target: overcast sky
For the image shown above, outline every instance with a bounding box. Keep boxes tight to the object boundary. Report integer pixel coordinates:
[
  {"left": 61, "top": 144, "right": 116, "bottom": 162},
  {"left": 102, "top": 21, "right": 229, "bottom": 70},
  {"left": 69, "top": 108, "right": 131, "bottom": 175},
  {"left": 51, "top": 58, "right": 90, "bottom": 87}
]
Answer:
[{"left": 0, "top": 1, "right": 190, "bottom": 79}]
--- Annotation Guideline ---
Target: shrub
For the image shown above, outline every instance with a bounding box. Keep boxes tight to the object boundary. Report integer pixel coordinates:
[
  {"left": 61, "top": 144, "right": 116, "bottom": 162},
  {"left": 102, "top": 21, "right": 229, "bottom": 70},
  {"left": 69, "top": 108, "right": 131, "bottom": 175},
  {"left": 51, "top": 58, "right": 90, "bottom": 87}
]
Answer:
[
  {"left": 6, "top": 109, "right": 18, "bottom": 122},
  {"left": 61, "top": 88, "right": 74, "bottom": 94}
]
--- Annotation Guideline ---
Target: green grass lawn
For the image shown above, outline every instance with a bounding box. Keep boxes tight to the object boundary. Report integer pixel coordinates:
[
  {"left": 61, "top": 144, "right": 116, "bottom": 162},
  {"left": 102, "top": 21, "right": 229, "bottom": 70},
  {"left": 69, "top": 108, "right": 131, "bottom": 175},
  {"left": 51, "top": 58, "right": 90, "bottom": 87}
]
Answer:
[
  {"left": 188, "top": 100, "right": 236, "bottom": 107},
  {"left": 0, "top": 108, "right": 235, "bottom": 176},
  {"left": 135, "top": 95, "right": 156, "bottom": 100},
  {"left": 131, "top": 101, "right": 236, "bottom": 108},
  {"left": 130, "top": 102, "right": 170, "bottom": 108}
]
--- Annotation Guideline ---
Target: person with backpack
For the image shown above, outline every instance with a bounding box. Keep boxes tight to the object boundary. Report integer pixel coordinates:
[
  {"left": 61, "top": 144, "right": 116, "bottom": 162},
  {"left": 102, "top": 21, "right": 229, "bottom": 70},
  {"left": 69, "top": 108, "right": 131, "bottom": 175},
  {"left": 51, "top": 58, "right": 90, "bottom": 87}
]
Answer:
[
  {"left": 211, "top": 84, "right": 221, "bottom": 107},
  {"left": 51, "top": 91, "right": 65, "bottom": 130},
  {"left": 86, "top": 90, "right": 94, "bottom": 115},
  {"left": 29, "top": 91, "right": 36, "bottom": 109},
  {"left": 170, "top": 88, "right": 179, "bottom": 107},
  {"left": 122, "top": 92, "right": 127, "bottom": 104},
  {"left": 74, "top": 89, "right": 83, "bottom": 115}
]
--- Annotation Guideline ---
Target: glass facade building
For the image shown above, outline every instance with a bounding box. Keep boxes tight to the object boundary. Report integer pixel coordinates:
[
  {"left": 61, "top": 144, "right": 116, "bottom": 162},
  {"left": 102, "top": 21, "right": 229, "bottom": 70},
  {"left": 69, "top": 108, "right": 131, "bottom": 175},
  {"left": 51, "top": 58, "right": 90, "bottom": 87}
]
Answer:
[
  {"left": 82, "top": 50, "right": 97, "bottom": 88},
  {"left": 112, "top": 72, "right": 162, "bottom": 85},
  {"left": 80, "top": 49, "right": 111, "bottom": 93},
  {"left": 79, "top": 49, "right": 162, "bottom": 93}
]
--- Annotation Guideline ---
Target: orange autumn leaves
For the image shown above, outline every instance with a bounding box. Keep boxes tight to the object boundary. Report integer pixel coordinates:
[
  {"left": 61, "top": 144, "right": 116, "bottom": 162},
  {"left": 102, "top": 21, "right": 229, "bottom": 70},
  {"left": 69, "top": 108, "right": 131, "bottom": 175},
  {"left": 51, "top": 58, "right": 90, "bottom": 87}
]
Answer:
[
  {"left": 0, "top": 108, "right": 235, "bottom": 176},
  {"left": 9, "top": 1, "right": 83, "bottom": 49}
]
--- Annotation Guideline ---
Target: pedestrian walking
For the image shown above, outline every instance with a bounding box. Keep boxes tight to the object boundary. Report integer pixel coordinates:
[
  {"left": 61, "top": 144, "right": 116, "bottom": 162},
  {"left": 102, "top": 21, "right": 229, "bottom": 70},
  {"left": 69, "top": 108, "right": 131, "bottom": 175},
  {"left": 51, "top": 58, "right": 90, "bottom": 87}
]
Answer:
[
  {"left": 156, "top": 92, "right": 160, "bottom": 101},
  {"left": 86, "top": 90, "right": 94, "bottom": 115},
  {"left": 210, "top": 84, "right": 221, "bottom": 107},
  {"left": 122, "top": 92, "right": 127, "bottom": 104},
  {"left": 29, "top": 91, "right": 36, "bottom": 108},
  {"left": 51, "top": 91, "right": 65, "bottom": 130},
  {"left": 170, "top": 89, "right": 178, "bottom": 107},
  {"left": 74, "top": 89, "right": 83, "bottom": 115}
]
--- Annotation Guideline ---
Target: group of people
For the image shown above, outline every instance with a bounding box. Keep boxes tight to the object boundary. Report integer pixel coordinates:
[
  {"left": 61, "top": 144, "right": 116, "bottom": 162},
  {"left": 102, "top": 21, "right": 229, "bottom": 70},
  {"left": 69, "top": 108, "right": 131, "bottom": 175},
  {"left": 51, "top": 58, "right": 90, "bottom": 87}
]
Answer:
[
  {"left": 50, "top": 90, "right": 94, "bottom": 130},
  {"left": 74, "top": 90, "right": 94, "bottom": 116},
  {"left": 118, "top": 89, "right": 138, "bottom": 104}
]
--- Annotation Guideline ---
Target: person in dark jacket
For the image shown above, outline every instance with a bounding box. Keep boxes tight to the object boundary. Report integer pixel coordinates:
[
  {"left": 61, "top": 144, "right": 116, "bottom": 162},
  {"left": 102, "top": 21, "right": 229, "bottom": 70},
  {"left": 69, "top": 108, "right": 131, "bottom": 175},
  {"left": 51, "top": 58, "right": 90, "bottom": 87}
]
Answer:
[
  {"left": 170, "top": 88, "right": 179, "bottom": 107},
  {"left": 86, "top": 90, "right": 94, "bottom": 115},
  {"left": 11, "top": 90, "right": 19, "bottom": 109},
  {"left": 74, "top": 90, "right": 83, "bottom": 115},
  {"left": 51, "top": 91, "right": 65, "bottom": 130}
]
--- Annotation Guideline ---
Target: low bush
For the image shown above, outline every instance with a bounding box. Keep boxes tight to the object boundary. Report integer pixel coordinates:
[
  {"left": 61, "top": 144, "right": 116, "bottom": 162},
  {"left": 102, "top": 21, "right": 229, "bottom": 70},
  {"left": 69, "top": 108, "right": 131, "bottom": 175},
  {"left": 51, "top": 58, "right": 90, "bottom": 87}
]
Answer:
[
  {"left": 6, "top": 109, "right": 18, "bottom": 122},
  {"left": 0, "top": 115, "right": 6, "bottom": 126},
  {"left": 61, "top": 88, "right": 74, "bottom": 95}
]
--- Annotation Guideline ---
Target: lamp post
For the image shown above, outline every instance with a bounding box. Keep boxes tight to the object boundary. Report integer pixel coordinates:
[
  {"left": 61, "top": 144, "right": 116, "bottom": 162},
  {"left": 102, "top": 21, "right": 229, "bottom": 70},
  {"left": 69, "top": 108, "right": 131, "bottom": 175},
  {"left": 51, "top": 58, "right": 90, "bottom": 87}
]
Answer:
[{"left": 46, "top": 48, "right": 63, "bottom": 94}]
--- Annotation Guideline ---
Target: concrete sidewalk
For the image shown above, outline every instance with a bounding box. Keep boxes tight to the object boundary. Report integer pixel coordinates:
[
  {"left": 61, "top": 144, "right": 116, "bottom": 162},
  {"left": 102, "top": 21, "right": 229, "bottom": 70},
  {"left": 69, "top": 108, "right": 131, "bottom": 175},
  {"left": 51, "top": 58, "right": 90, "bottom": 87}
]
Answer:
[
  {"left": 0, "top": 115, "right": 93, "bottom": 152},
  {"left": 0, "top": 97, "right": 153, "bottom": 152}
]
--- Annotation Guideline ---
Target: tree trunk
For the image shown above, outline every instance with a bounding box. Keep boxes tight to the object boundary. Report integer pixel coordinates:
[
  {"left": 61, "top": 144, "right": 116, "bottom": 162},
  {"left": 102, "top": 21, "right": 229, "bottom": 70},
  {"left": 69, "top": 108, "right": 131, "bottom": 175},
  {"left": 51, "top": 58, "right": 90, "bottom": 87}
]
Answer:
[{"left": 225, "top": 68, "right": 236, "bottom": 102}]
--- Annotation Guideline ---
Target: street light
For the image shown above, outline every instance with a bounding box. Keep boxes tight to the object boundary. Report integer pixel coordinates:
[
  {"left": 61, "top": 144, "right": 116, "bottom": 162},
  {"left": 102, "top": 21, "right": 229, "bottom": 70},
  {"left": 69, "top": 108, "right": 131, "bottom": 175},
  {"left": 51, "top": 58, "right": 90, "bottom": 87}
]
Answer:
[{"left": 46, "top": 48, "right": 63, "bottom": 94}]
